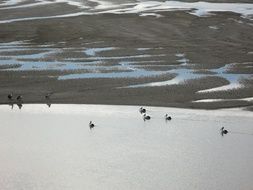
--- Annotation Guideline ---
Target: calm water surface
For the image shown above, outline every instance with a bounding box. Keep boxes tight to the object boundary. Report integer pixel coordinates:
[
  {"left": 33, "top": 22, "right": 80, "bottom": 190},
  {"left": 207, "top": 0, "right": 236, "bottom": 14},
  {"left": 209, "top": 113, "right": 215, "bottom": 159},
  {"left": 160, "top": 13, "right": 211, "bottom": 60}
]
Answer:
[{"left": 0, "top": 104, "right": 253, "bottom": 190}]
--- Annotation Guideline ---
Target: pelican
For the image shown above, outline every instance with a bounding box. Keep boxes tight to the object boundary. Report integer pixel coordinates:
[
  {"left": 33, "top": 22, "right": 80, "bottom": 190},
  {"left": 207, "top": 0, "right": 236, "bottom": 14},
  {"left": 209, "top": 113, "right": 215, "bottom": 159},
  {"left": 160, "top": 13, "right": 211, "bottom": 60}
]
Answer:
[
  {"left": 16, "top": 95, "right": 22, "bottom": 101},
  {"left": 220, "top": 127, "right": 228, "bottom": 136},
  {"left": 165, "top": 114, "right": 172, "bottom": 121},
  {"left": 89, "top": 121, "right": 95, "bottom": 129},
  {"left": 7, "top": 93, "right": 13, "bottom": 100},
  {"left": 17, "top": 103, "right": 22, "bottom": 109},
  {"left": 45, "top": 93, "right": 52, "bottom": 100},
  {"left": 143, "top": 114, "right": 151, "bottom": 121},
  {"left": 9, "top": 103, "right": 14, "bottom": 109},
  {"left": 139, "top": 107, "right": 146, "bottom": 114}
]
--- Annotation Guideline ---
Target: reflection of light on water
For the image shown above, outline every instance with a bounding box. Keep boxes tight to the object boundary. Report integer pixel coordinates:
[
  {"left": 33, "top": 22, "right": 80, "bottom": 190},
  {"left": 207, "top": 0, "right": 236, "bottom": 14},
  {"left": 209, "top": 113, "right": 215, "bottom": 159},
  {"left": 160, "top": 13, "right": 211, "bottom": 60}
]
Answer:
[
  {"left": 127, "top": 68, "right": 203, "bottom": 88},
  {"left": 0, "top": 104, "right": 253, "bottom": 190},
  {"left": 198, "top": 64, "right": 251, "bottom": 93},
  {"left": 209, "top": 25, "right": 219, "bottom": 30},
  {"left": 84, "top": 47, "right": 117, "bottom": 56},
  {"left": 1, "top": 1, "right": 253, "bottom": 23},
  {"left": 0, "top": 41, "right": 170, "bottom": 80},
  {"left": 193, "top": 97, "right": 253, "bottom": 103},
  {"left": 0, "top": 41, "right": 252, "bottom": 89},
  {"left": 127, "top": 61, "right": 252, "bottom": 91}
]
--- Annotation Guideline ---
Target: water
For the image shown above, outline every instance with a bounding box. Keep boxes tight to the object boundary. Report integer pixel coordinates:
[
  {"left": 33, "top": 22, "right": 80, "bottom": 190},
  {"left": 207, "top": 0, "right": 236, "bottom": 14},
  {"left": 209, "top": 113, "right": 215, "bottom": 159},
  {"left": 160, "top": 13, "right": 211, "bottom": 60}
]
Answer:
[
  {"left": 125, "top": 59, "right": 253, "bottom": 91},
  {"left": 127, "top": 68, "right": 203, "bottom": 88},
  {"left": 0, "top": 104, "right": 253, "bottom": 190},
  {"left": 1, "top": 41, "right": 252, "bottom": 91},
  {"left": 198, "top": 64, "right": 252, "bottom": 93},
  {"left": 0, "top": 42, "right": 168, "bottom": 76},
  {"left": 0, "top": 0, "right": 253, "bottom": 23}
]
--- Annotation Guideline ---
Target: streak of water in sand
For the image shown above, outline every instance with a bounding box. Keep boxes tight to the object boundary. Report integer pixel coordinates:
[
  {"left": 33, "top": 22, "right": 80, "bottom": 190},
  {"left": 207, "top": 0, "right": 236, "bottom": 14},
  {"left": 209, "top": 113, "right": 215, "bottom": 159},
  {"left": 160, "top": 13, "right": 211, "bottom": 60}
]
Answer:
[{"left": 0, "top": 1, "right": 253, "bottom": 23}]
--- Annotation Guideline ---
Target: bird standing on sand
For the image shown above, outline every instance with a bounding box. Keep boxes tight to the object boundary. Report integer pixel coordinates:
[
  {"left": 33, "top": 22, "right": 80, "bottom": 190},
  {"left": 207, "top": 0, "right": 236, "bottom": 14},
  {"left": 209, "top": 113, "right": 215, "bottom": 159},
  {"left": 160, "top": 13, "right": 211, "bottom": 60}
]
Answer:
[
  {"left": 143, "top": 114, "right": 151, "bottom": 121},
  {"left": 17, "top": 103, "right": 22, "bottom": 109},
  {"left": 221, "top": 127, "right": 228, "bottom": 136},
  {"left": 8, "top": 93, "right": 13, "bottom": 100},
  {"left": 139, "top": 107, "right": 146, "bottom": 114},
  {"left": 165, "top": 114, "right": 172, "bottom": 121},
  {"left": 89, "top": 121, "right": 95, "bottom": 129},
  {"left": 45, "top": 93, "right": 52, "bottom": 100}
]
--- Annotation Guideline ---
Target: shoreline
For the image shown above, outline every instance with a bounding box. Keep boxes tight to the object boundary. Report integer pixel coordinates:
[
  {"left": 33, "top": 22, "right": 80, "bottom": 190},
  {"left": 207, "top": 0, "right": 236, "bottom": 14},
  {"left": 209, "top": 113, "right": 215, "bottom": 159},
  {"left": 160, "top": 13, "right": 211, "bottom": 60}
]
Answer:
[{"left": 1, "top": 101, "right": 253, "bottom": 112}]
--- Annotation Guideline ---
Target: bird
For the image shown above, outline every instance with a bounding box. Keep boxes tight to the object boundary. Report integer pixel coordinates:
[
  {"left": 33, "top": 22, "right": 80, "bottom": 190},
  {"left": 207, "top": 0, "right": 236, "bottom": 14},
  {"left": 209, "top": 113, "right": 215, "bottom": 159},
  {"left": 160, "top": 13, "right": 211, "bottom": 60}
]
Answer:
[
  {"left": 165, "top": 114, "right": 172, "bottom": 121},
  {"left": 7, "top": 93, "right": 13, "bottom": 100},
  {"left": 139, "top": 107, "right": 146, "bottom": 114},
  {"left": 143, "top": 114, "right": 151, "bottom": 121},
  {"left": 16, "top": 95, "right": 22, "bottom": 101},
  {"left": 45, "top": 93, "right": 52, "bottom": 100},
  {"left": 17, "top": 103, "right": 23, "bottom": 109},
  {"left": 89, "top": 121, "right": 95, "bottom": 129},
  {"left": 220, "top": 127, "right": 228, "bottom": 136},
  {"left": 9, "top": 103, "right": 14, "bottom": 109}
]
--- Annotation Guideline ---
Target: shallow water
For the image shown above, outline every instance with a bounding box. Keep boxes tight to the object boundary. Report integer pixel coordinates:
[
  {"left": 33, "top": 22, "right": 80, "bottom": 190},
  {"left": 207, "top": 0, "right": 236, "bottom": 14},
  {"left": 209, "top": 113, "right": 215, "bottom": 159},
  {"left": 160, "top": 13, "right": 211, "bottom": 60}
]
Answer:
[
  {"left": 193, "top": 97, "right": 253, "bottom": 103},
  {"left": 0, "top": 104, "right": 253, "bottom": 190},
  {"left": 126, "top": 60, "right": 253, "bottom": 91},
  {"left": 0, "top": 0, "right": 253, "bottom": 23},
  {"left": 1, "top": 41, "right": 252, "bottom": 92}
]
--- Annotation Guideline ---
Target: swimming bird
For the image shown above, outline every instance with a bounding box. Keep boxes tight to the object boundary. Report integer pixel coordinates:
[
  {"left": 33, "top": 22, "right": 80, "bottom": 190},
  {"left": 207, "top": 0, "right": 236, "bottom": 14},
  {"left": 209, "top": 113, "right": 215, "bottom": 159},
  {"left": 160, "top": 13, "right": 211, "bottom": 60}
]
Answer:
[
  {"left": 221, "top": 127, "right": 228, "bottom": 136},
  {"left": 143, "top": 114, "right": 151, "bottom": 121},
  {"left": 139, "top": 107, "right": 146, "bottom": 114},
  {"left": 89, "top": 121, "right": 95, "bottom": 129},
  {"left": 16, "top": 95, "right": 22, "bottom": 101},
  {"left": 165, "top": 114, "right": 172, "bottom": 121},
  {"left": 7, "top": 93, "right": 13, "bottom": 100}
]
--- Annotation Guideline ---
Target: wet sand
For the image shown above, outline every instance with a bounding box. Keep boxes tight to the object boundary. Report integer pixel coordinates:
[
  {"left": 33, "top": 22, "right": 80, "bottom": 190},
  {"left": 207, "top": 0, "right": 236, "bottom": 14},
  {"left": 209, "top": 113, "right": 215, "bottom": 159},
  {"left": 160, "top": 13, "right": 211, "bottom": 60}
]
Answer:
[{"left": 0, "top": 1, "right": 253, "bottom": 109}]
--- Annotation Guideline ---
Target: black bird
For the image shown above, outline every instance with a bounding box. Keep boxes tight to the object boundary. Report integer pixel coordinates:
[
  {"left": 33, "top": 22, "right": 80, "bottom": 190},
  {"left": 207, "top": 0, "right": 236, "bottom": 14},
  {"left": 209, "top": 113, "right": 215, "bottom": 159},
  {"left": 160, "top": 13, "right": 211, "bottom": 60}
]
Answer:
[
  {"left": 17, "top": 103, "right": 23, "bottom": 109},
  {"left": 7, "top": 93, "right": 13, "bottom": 100},
  {"left": 17, "top": 95, "right": 22, "bottom": 101},
  {"left": 221, "top": 127, "right": 228, "bottom": 136},
  {"left": 143, "top": 114, "right": 151, "bottom": 121},
  {"left": 139, "top": 107, "right": 146, "bottom": 114},
  {"left": 9, "top": 103, "right": 14, "bottom": 109},
  {"left": 89, "top": 121, "right": 95, "bottom": 129},
  {"left": 165, "top": 114, "right": 172, "bottom": 121},
  {"left": 45, "top": 93, "right": 52, "bottom": 100}
]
